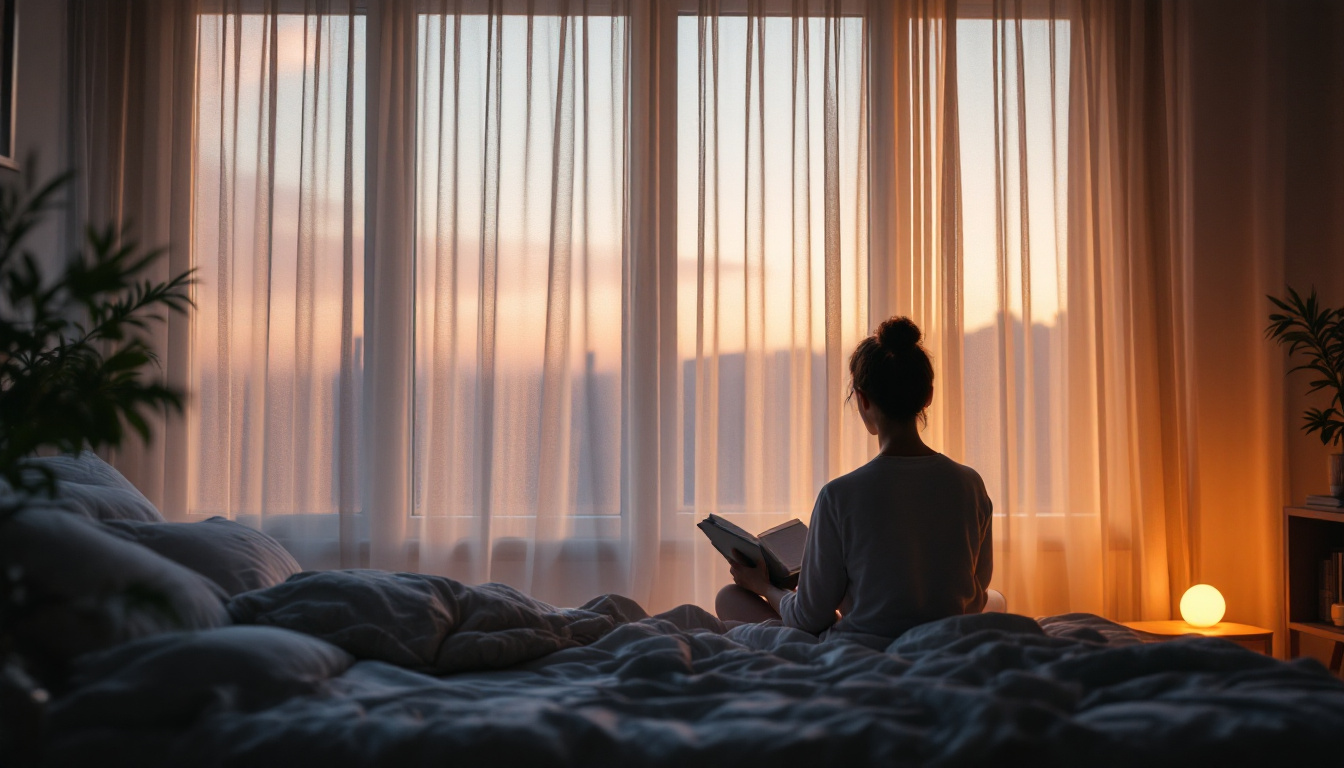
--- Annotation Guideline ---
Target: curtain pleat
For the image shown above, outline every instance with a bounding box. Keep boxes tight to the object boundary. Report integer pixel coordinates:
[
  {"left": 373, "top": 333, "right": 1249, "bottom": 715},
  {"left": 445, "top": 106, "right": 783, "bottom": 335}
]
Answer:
[
  {"left": 1063, "top": 0, "right": 1192, "bottom": 620},
  {"left": 364, "top": 0, "right": 416, "bottom": 570},
  {"left": 869, "top": 0, "right": 1192, "bottom": 620},
  {"left": 867, "top": 0, "right": 963, "bottom": 465}
]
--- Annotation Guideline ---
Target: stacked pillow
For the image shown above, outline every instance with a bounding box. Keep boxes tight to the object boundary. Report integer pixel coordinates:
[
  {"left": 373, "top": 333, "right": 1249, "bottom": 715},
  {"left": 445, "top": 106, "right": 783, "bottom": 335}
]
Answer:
[
  {"left": 0, "top": 507, "right": 231, "bottom": 667},
  {"left": 103, "top": 517, "right": 301, "bottom": 597},
  {"left": 0, "top": 452, "right": 302, "bottom": 672},
  {"left": 1, "top": 451, "right": 164, "bottom": 523}
]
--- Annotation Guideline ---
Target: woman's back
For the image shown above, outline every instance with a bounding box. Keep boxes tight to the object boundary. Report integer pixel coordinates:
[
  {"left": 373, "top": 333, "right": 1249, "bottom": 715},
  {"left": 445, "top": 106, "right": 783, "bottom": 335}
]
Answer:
[
  {"left": 778, "top": 453, "right": 993, "bottom": 639},
  {"left": 717, "top": 315, "right": 994, "bottom": 639}
]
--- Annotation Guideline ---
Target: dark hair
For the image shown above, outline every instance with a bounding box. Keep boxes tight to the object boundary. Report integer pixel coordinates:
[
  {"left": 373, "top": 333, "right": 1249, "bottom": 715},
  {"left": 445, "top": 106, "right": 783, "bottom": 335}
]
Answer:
[{"left": 847, "top": 316, "right": 934, "bottom": 422}]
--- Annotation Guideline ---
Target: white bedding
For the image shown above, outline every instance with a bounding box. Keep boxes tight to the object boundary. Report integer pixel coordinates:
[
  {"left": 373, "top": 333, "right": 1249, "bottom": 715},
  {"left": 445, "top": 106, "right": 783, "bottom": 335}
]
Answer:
[{"left": 44, "top": 571, "right": 1344, "bottom": 767}]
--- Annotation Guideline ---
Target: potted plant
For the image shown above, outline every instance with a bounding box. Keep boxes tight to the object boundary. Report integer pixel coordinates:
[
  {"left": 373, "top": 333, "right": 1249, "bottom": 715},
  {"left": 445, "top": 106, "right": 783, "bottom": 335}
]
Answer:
[
  {"left": 1266, "top": 287, "right": 1344, "bottom": 497},
  {"left": 0, "top": 170, "right": 194, "bottom": 760}
]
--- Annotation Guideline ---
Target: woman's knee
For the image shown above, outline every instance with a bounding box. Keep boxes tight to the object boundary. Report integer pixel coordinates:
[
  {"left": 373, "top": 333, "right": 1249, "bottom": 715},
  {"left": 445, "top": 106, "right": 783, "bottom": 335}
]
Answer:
[
  {"left": 715, "top": 584, "right": 747, "bottom": 619},
  {"left": 716, "top": 584, "right": 775, "bottom": 623}
]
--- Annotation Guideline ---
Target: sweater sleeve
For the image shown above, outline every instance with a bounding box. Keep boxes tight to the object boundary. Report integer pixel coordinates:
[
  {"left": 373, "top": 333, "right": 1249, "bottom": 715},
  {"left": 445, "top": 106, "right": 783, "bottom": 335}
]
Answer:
[
  {"left": 973, "top": 478, "right": 994, "bottom": 608},
  {"left": 778, "top": 488, "right": 847, "bottom": 634}
]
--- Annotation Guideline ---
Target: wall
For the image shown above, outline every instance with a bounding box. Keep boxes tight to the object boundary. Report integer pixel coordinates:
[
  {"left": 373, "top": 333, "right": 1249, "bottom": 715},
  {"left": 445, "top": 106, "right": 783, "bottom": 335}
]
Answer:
[
  {"left": 13, "top": 0, "right": 70, "bottom": 265},
  {"left": 1182, "top": 0, "right": 1344, "bottom": 662},
  {"left": 1282, "top": 2, "right": 1344, "bottom": 503},
  {"left": 1183, "top": 0, "right": 1286, "bottom": 651},
  {"left": 1279, "top": 1, "right": 1344, "bottom": 666}
]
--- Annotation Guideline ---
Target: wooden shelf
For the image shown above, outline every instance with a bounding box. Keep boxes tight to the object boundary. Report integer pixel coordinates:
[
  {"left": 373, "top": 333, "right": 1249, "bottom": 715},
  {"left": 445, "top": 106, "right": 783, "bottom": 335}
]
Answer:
[
  {"left": 1288, "top": 621, "right": 1344, "bottom": 643},
  {"left": 1287, "top": 506, "right": 1344, "bottom": 522},
  {"left": 1284, "top": 507, "right": 1344, "bottom": 672}
]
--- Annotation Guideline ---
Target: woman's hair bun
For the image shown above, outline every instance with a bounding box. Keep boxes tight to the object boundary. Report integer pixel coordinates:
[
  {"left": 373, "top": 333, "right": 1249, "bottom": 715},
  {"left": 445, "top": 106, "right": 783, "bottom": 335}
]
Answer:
[
  {"left": 877, "top": 317, "right": 921, "bottom": 350},
  {"left": 848, "top": 315, "right": 934, "bottom": 421}
]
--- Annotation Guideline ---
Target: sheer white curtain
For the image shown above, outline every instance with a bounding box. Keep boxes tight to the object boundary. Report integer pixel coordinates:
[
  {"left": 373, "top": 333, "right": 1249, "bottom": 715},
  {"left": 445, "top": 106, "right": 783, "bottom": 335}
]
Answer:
[
  {"left": 952, "top": 1, "right": 1081, "bottom": 617},
  {"left": 656, "top": 0, "right": 872, "bottom": 611},
  {"left": 191, "top": 2, "right": 366, "bottom": 568},
  {"left": 78, "top": 0, "right": 1211, "bottom": 621},
  {"left": 409, "top": 0, "right": 873, "bottom": 611},
  {"left": 867, "top": 0, "right": 963, "bottom": 462},
  {"left": 866, "top": 0, "right": 1194, "bottom": 620},
  {"left": 69, "top": 0, "right": 199, "bottom": 513},
  {"left": 185, "top": 0, "right": 873, "bottom": 610},
  {"left": 108, "top": 0, "right": 864, "bottom": 618},
  {"left": 188, "top": 0, "right": 654, "bottom": 605},
  {"left": 1057, "top": 0, "right": 1194, "bottom": 621},
  {"left": 411, "top": 2, "right": 632, "bottom": 603}
]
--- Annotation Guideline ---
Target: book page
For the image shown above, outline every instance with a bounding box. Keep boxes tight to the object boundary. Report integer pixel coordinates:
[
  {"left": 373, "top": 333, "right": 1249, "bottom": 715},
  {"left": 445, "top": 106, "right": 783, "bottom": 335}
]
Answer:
[
  {"left": 698, "top": 515, "right": 764, "bottom": 568},
  {"left": 758, "top": 519, "right": 807, "bottom": 575}
]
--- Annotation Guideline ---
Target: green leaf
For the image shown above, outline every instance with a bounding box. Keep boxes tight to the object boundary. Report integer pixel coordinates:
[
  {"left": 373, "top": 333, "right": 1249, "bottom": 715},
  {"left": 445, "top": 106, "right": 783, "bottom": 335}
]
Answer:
[{"left": 0, "top": 171, "right": 194, "bottom": 496}]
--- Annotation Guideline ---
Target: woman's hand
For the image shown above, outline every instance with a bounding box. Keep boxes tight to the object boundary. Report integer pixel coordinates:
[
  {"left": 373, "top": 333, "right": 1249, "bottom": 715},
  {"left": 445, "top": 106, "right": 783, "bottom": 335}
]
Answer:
[{"left": 729, "top": 550, "right": 774, "bottom": 597}]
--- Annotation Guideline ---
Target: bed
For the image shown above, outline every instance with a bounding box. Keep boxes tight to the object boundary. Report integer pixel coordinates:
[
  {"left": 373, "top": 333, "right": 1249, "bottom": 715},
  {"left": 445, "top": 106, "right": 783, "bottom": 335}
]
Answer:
[{"left": 7, "top": 454, "right": 1344, "bottom": 767}]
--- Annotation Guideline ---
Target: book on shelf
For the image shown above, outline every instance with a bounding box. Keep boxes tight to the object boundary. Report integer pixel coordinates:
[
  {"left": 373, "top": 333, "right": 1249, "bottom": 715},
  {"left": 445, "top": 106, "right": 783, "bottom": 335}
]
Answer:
[
  {"left": 1325, "top": 556, "right": 1339, "bottom": 622},
  {"left": 1327, "top": 550, "right": 1344, "bottom": 622},
  {"left": 697, "top": 513, "right": 807, "bottom": 590},
  {"left": 1337, "top": 551, "right": 1344, "bottom": 612},
  {"left": 1305, "top": 494, "right": 1344, "bottom": 508}
]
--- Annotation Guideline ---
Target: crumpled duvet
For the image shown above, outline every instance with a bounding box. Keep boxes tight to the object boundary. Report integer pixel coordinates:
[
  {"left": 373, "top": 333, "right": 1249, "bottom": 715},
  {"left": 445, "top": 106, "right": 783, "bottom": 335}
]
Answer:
[
  {"left": 226, "top": 570, "right": 635, "bottom": 673},
  {"left": 43, "top": 571, "right": 1344, "bottom": 768}
]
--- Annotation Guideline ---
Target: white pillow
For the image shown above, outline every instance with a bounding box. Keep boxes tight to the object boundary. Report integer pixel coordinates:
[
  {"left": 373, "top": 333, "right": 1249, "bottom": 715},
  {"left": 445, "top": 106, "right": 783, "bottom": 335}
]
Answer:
[
  {"left": 102, "top": 517, "right": 301, "bottom": 597},
  {"left": 52, "top": 626, "right": 353, "bottom": 730},
  {"left": 1, "top": 451, "right": 163, "bottom": 523},
  {"left": 0, "top": 507, "right": 229, "bottom": 667}
]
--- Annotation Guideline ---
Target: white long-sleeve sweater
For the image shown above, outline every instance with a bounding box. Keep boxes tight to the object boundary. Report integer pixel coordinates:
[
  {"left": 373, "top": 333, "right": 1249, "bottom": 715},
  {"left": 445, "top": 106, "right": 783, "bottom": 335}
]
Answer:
[{"left": 777, "top": 453, "right": 993, "bottom": 640}]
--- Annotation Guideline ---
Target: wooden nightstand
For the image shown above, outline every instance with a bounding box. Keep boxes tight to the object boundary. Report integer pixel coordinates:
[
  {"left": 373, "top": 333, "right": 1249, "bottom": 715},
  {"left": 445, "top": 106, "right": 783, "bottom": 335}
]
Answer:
[{"left": 1122, "top": 620, "right": 1273, "bottom": 656}]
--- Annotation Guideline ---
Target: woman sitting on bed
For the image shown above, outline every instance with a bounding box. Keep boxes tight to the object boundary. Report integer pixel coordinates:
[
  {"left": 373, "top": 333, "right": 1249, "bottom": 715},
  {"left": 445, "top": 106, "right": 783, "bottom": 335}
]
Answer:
[{"left": 716, "top": 316, "right": 994, "bottom": 640}]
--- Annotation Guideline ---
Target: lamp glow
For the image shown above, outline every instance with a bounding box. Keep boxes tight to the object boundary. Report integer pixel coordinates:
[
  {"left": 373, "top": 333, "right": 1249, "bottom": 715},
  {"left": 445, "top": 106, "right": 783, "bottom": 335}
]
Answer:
[{"left": 1179, "top": 584, "right": 1226, "bottom": 628}]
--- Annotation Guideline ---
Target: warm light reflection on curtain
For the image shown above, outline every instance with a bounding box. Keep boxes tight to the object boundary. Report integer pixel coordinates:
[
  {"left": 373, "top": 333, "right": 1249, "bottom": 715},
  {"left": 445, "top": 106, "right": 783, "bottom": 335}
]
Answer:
[
  {"left": 868, "top": 0, "right": 1189, "bottom": 621},
  {"left": 955, "top": 12, "right": 1076, "bottom": 617}
]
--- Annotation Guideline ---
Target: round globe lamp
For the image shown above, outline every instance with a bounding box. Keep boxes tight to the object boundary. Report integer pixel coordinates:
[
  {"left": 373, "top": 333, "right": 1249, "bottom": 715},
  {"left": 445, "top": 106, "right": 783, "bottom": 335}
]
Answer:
[{"left": 1179, "top": 584, "right": 1225, "bottom": 628}]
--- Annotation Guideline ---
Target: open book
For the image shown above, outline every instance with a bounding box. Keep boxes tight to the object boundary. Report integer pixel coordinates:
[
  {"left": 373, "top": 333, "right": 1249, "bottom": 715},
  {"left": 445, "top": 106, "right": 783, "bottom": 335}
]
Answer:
[{"left": 697, "top": 514, "right": 808, "bottom": 590}]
